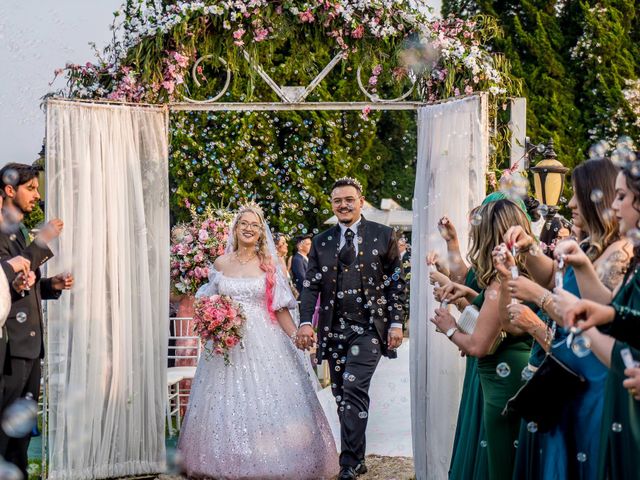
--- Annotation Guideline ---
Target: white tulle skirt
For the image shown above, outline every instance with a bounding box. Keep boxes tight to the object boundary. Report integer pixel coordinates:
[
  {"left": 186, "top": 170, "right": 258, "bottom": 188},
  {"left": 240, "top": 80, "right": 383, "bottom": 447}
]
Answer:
[{"left": 178, "top": 275, "right": 338, "bottom": 479}]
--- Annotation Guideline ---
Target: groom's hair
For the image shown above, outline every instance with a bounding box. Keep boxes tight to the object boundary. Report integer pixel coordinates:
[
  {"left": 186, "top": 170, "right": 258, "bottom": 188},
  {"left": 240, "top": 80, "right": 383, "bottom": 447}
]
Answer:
[
  {"left": 332, "top": 177, "right": 363, "bottom": 194},
  {"left": 0, "top": 163, "right": 43, "bottom": 196}
]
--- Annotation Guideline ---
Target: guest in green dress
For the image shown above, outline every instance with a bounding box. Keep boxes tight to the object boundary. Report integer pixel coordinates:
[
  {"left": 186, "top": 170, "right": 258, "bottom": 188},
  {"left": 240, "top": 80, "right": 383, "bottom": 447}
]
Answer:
[{"left": 432, "top": 199, "right": 533, "bottom": 480}]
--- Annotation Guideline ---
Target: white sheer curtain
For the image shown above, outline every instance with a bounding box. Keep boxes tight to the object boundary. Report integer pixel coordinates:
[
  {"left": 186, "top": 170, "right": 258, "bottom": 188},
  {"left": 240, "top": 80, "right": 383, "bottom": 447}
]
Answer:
[
  {"left": 44, "top": 100, "right": 169, "bottom": 479},
  {"left": 410, "top": 95, "right": 488, "bottom": 480}
]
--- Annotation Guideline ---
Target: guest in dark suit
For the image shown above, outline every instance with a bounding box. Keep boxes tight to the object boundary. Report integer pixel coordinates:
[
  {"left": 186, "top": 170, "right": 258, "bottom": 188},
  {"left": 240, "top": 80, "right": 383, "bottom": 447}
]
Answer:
[
  {"left": 296, "top": 177, "right": 406, "bottom": 480},
  {"left": 290, "top": 234, "right": 311, "bottom": 293},
  {"left": 0, "top": 163, "right": 73, "bottom": 478}
]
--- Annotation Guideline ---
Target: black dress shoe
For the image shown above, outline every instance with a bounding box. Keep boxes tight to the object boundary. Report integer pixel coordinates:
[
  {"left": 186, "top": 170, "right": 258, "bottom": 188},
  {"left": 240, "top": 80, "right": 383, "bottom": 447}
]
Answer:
[
  {"left": 355, "top": 461, "right": 368, "bottom": 475},
  {"left": 338, "top": 466, "right": 357, "bottom": 480}
]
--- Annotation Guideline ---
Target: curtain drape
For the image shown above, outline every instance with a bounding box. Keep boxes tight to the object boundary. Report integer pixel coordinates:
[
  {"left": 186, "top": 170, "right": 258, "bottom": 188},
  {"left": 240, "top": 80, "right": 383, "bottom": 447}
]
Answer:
[
  {"left": 410, "top": 95, "right": 488, "bottom": 480},
  {"left": 44, "top": 100, "right": 169, "bottom": 479}
]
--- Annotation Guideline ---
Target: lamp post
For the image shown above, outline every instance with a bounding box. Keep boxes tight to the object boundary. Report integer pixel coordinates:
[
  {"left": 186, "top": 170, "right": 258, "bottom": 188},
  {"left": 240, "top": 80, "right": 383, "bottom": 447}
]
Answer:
[{"left": 529, "top": 139, "right": 569, "bottom": 223}]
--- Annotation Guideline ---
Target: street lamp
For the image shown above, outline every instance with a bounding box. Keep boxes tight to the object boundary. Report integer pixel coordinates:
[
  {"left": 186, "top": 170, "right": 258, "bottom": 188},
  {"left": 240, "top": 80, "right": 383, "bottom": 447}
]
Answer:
[{"left": 530, "top": 139, "right": 569, "bottom": 217}]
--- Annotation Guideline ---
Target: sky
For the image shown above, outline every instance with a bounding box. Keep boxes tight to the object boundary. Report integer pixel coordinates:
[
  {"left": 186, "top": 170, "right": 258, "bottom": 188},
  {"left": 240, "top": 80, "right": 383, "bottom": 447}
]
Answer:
[{"left": 0, "top": 0, "right": 441, "bottom": 167}]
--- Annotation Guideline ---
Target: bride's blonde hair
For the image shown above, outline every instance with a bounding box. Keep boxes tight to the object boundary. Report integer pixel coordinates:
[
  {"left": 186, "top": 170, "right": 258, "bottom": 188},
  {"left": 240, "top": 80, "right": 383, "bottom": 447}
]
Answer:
[{"left": 232, "top": 202, "right": 277, "bottom": 321}]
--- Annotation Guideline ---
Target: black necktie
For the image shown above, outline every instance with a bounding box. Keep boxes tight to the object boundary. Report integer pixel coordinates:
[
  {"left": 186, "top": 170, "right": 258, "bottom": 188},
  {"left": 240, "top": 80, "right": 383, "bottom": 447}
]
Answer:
[{"left": 339, "top": 229, "right": 356, "bottom": 265}]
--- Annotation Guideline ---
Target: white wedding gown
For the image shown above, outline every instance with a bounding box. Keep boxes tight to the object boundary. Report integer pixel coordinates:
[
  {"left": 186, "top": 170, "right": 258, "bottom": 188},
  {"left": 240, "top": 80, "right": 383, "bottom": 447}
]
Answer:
[{"left": 178, "top": 272, "right": 339, "bottom": 479}]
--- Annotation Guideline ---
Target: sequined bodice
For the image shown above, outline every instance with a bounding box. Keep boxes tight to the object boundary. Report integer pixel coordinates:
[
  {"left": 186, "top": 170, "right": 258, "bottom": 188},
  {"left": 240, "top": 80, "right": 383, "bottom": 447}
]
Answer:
[{"left": 218, "top": 274, "right": 266, "bottom": 310}]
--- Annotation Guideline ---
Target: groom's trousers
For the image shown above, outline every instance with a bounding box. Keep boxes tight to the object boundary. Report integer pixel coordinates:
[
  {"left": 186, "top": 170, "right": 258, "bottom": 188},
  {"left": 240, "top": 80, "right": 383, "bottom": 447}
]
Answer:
[{"left": 326, "top": 324, "right": 381, "bottom": 468}]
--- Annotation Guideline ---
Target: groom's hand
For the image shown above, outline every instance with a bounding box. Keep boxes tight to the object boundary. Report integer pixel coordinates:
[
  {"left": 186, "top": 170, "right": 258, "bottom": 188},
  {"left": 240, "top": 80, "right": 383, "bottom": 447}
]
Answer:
[
  {"left": 296, "top": 324, "right": 316, "bottom": 351},
  {"left": 387, "top": 327, "right": 403, "bottom": 350}
]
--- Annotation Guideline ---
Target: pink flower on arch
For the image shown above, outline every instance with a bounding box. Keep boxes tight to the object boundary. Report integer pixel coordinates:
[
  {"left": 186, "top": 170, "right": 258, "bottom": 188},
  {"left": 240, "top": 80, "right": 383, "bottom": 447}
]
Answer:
[{"left": 299, "top": 10, "right": 315, "bottom": 23}]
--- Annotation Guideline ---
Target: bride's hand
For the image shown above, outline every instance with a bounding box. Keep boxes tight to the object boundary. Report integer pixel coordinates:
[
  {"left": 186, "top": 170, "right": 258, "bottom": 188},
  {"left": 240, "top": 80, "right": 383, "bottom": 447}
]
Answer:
[{"left": 296, "top": 324, "right": 316, "bottom": 351}]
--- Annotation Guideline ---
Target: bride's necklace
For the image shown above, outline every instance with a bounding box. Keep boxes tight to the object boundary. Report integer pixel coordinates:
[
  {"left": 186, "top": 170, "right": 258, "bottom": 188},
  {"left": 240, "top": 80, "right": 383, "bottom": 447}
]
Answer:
[{"left": 235, "top": 250, "right": 256, "bottom": 265}]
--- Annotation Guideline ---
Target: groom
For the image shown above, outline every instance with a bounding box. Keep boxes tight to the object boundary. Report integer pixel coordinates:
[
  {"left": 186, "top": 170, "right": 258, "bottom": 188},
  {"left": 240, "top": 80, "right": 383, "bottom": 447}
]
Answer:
[{"left": 297, "top": 177, "right": 406, "bottom": 480}]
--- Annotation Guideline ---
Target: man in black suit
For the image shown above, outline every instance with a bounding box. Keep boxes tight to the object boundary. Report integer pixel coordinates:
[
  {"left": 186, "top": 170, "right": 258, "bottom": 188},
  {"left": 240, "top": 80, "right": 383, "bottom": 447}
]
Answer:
[
  {"left": 296, "top": 177, "right": 406, "bottom": 480},
  {"left": 0, "top": 163, "right": 73, "bottom": 477},
  {"left": 290, "top": 234, "right": 311, "bottom": 294}
]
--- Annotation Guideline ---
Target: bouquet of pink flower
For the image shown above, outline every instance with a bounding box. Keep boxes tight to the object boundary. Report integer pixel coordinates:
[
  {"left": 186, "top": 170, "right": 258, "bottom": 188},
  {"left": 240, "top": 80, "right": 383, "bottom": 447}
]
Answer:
[
  {"left": 193, "top": 294, "right": 245, "bottom": 365},
  {"left": 170, "top": 205, "right": 233, "bottom": 296}
]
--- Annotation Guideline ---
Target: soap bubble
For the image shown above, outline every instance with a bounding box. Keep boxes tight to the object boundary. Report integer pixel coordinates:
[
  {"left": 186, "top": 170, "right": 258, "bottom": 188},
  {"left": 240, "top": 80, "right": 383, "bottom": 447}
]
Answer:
[
  {"left": 496, "top": 362, "right": 511, "bottom": 378},
  {"left": 1, "top": 169, "right": 19, "bottom": 187},
  {"left": 15, "top": 312, "right": 27, "bottom": 324},
  {"left": 590, "top": 189, "right": 603, "bottom": 203},
  {"left": 1, "top": 395, "right": 37, "bottom": 438},
  {"left": 480, "top": 440, "right": 487, "bottom": 448},
  {"left": 0, "top": 459, "right": 22, "bottom": 480},
  {"left": 521, "top": 366, "right": 534, "bottom": 381},
  {"left": 571, "top": 335, "right": 592, "bottom": 358},
  {"left": 470, "top": 213, "right": 482, "bottom": 226},
  {"left": 626, "top": 229, "right": 640, "bottom": 247},
  {"left": 350, "top": 345, "right": 360, "bottom": 356},
  {"left": 527, "top": 421, "right": 538, "bottom": 433},
  {"left": 358, "top": 411, "right": 368, "bottom": 419},
  {"left": 577, "top": 452, "right": 587, "bottom": 463},
  {"left": 611, "top": 423, "right": 622, "bottom": 433}
]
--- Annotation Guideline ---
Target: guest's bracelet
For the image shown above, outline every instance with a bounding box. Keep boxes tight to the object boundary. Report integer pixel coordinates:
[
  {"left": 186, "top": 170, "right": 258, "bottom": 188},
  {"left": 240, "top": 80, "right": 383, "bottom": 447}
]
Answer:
[
  {"left": 290, "top": 332, "right": 298, "bottom": 342},
  {"left": 538, "top": 291, "right": 552, "bottom": 311}
]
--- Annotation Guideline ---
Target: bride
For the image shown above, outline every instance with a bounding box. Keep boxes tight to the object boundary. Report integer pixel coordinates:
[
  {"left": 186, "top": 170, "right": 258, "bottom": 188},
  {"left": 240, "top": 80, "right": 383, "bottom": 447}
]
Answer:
[{"left": 177, "top": 203, "right": 339, "bottom": 479}]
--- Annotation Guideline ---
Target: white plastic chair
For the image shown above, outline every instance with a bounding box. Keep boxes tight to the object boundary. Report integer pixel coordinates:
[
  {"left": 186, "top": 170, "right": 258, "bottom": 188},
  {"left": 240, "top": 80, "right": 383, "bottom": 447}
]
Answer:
[{"left": 167, "top": 316, "right": 200, "bottom": 436}]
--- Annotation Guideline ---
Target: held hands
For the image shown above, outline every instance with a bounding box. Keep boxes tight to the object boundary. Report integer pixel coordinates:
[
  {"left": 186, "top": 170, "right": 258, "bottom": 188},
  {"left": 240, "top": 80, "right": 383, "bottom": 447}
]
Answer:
[
  {"left": 563, "top": 299, "right": 615, "bottom": 331},
  {"left": 295, "top": 324, "right": 316, "bottom": 351},
  {"left": 51, "top": 273, "right": 74, "bottom": 291}
]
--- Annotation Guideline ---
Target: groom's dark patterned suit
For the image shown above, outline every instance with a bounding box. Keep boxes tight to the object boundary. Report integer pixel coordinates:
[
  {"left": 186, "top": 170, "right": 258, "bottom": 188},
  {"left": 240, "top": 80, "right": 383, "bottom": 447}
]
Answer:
[{"left": 299, "top": 215, "right": 406, "bottom": 472}]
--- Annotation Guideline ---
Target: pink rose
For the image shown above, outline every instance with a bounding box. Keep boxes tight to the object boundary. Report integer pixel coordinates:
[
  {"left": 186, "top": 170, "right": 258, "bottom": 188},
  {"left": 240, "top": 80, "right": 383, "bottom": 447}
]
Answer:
[
  {"left": 351, "top": 25, "right": 364, "bottom": 38},
  {"left": 299, "top": 10, "right": 315, "bottom": 23},
  {"left": 198, "top": 230, "right": 209, "bottom": 242}
]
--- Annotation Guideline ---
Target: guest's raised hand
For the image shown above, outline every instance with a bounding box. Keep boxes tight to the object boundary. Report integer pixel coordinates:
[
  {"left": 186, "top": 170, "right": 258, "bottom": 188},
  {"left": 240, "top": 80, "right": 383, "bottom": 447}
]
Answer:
[
  {"left": 622, "top": 367, "right": 640, "bottom": 400},
  {"left": 51, "top": 273, "right": 74, "bottom": 291},
  {"left": 426, "top": 251, "right": 449, "bottom": 277},
  {"left": 554, "top": 239, "right": 589, "bottom": 269},
  {"left": 503, "top": 226, "right": 534, "bottom": 254},
  {"left": 506, "top": 303, "right": 541, "bottom": 334},
  {"left": 441, "top": 281, "right": 477, "bottom": 303},
  {"left": 7, "top": 255, "right": 30, "bottom": 275},
  {"left": 550, "top": 288, "right": 579, "bottom": 326},
  {"left": 36, "top": 218, "right": 64, "bottom": 245},
  {"left": 507, "top": 276, "right": 542, "bottom": 304},
  {"left": 430, "top": 307, "right": 457, "bottom": 334},
  {"left": 492, "top": 243, "right": 514, "bottom": 279},
  {"left": 563, "top": 299, "right": 615, "bottom": 330},
  {"left": 12, "top": 271, "right": 35, "bottom": 293},
  {"left": 429, "top": 269, "right": 449, "bottom": 288},
  {"left": 437, "top": 215, "right": 458, "bottom": 243}
]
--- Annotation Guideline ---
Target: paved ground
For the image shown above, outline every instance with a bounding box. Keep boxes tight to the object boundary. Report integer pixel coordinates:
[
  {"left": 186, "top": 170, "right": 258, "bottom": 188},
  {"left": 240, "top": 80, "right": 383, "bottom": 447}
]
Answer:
[{"left": 157, "top": 455, "right": 415, "bottom": 480}]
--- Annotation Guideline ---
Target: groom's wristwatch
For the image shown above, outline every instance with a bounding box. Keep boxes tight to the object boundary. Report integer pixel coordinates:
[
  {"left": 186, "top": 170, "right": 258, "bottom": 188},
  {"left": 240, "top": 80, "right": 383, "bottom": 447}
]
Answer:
[{"left": 445, "top": 327, "right": 459, "bottom": 339}]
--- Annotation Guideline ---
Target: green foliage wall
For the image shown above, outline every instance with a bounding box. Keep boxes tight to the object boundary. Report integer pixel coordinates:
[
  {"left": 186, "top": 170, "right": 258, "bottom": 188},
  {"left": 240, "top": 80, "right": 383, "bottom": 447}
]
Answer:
[{"left": 443, "top": 0, "right": 640, "bottom": 169}]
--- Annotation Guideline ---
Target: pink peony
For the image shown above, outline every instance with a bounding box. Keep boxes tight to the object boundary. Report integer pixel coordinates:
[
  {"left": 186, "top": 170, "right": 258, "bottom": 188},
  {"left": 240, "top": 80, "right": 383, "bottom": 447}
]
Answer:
[
  {"left": 351, "top": 25, "right": 364, "bottom": 38},
  {"left": 299, "top": 10, "right": 315, "bottom": 23}
]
